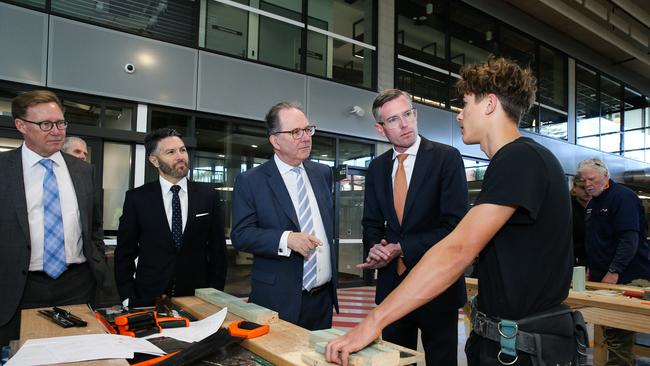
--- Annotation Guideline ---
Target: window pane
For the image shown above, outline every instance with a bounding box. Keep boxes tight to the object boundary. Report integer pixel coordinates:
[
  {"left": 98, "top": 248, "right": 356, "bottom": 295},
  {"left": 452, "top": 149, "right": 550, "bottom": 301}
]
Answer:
[
  {"left": 539, "top": 106, "right": 568, "bottom": 140},
  {"left": 499, "top": 26, "right": 535, "bottom": 68},
  {"left": 624, "top": 149, "right": 645, "bottom": 162},
  {"left": 51, "top": 0, "right": 197, "bottom": 46},
  {"left": 576, "top": 65, "right": 599, "bottom": 143},
  {"left": 600, "top": 132, "right": 620, "bottom": 153},
  {"left": 150, "top": 110, "right": 189, "bottom": 135},
  {"left": 577, "top": 135, "right": 599, "bottom": 149},
  {"left": 624, "top": 88, "right": 646, "bottom": 130},
  {"left": 258, "top": 2, "right": 302, "bottom": 71},
  {"left": 194, "top": 117, "right": 271, "bottom": 237},
  {"left": 539, "top": 46, "right": 567, "bottom": 110},
  {"left": 600, "top": 76, "right": 621, "bottom": 137},
  {"left": 397, "top": 1, "right": 447, "bottom": 69},
  {"left": 104, "top": 105, "right": 133, "bottom": 130},
  {"left": 103, "top": 142, "right": 131, "bottom": 231},
  {"left": 449, "top": 2, "right": 496, "bottom": 69},
  {"left": 624, "top": 129, "right": 645, "bottom": 150},
  {"left": 204, "top": 0, "right": 249, "bottom": 58},
  {"left": 396, "top": 59, "right": 448, "bottom": 109},
  {"left": 8, "top": 0, "right": 45, "bottom": 9},
  {"left": 311, "top": 135, "right": 336, "bottom": 167},
  {"left": 61, "top": 99, "right": 101, "bottom": 126},
  {"left": 338, "top": 139, "right": 373, "bottom": 168}
]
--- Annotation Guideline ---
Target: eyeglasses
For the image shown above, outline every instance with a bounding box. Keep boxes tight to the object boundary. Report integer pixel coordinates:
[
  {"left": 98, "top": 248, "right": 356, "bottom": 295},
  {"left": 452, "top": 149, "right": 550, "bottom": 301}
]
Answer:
[
  {"left": 378, "top": 108, "right": 416, "bottom": 127},
  {"left": 19, "top": 118, "right": 68, "bottom": 132},
  {"left": 273, "top": 125, "right": 316, "bottom": 140}
]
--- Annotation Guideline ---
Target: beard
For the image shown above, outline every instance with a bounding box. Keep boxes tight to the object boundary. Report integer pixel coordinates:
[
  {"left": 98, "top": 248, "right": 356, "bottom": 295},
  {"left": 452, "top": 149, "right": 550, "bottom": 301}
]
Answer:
[{"left": 159, "top": 159, "right": 188, "bottom": 179}]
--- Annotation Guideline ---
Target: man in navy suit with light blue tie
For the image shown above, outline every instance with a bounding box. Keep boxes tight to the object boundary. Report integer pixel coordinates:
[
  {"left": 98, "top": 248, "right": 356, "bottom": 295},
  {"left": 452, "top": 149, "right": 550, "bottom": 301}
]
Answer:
[{"left": 231, "top": 101, "right": 338, "bottom": 330}]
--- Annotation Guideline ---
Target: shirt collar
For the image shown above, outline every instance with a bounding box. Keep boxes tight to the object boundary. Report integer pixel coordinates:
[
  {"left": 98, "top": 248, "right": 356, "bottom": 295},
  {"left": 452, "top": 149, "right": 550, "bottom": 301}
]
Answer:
[
  {"left": 392, "top": 135, "right": 421, "bottom": 160},
  {"left": 274, "top": 154, "right": 304, "bottom": 175},
  {"left": 22, "top": 144, "right": 65, "bottom": 168},
  {"left": 159, "top": 175, "right": 188, "bottom": 193}
]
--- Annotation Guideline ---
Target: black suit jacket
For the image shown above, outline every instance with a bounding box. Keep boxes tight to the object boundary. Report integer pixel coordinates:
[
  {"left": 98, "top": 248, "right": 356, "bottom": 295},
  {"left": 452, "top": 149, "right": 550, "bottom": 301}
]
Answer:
[
  {"left": 0, "top": 148, "right": 109, "bottom": 327},
  {"left": 363, "top": 136, "right": 468, "bottom": 311},
  {"left": 115, "top": 180, "right": 227, "bottom": 306},
  {"left": 231, "top": 159, "right": 338, "bottom": 324}
]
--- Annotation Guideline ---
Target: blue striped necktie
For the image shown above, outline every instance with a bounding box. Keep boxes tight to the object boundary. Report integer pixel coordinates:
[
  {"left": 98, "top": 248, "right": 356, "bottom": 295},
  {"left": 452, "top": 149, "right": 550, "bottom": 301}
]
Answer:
[
  {"left": 39, "top": 159, "right": 67, "bottom": 279},
  {"left": 293, "top": 167, "right": 317, "bottom": 291}
]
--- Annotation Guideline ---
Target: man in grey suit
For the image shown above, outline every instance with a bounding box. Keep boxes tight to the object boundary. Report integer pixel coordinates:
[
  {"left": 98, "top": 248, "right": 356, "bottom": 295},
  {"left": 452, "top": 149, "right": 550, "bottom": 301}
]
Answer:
[{"left": 0, "top": 90, "right": 109, "bottom": 346}]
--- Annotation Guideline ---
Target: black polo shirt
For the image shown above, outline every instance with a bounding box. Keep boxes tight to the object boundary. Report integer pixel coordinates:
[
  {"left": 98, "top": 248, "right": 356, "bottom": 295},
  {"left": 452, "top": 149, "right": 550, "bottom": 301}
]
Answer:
[
  {"left": 585, "top": 180, "right": 650, "bottom": 283},
  {"left": 474, "top": 137, "right": 572, "bottom": 320}
]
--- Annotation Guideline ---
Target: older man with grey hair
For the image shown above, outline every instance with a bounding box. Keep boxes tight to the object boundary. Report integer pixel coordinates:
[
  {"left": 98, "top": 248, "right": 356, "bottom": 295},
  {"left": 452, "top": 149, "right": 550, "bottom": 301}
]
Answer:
[
  {"left": 578, "top": 158, "right": 650, "bottom": 365},
  {"left": 62, "top": 136, "right": 88, "bottom": 162}
]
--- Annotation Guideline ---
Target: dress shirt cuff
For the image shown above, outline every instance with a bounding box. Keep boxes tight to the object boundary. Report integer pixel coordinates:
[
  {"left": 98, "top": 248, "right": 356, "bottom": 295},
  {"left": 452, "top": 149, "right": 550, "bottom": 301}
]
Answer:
[{"left": 278, "top": 231, "right": 292, "bottom": 257}]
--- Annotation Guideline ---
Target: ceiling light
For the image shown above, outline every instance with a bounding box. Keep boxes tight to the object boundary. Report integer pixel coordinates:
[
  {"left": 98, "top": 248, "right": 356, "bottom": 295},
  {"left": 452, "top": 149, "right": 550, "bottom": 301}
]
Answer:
[{"left": 251, "top": 145, "right": 258, "bottom": 148}]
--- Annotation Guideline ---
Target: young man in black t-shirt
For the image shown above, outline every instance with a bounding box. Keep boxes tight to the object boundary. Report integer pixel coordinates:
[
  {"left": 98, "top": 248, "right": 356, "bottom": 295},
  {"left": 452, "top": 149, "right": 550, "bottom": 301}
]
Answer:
[{"left": 325, "top": 58, "right": 574, "bottom": 366}]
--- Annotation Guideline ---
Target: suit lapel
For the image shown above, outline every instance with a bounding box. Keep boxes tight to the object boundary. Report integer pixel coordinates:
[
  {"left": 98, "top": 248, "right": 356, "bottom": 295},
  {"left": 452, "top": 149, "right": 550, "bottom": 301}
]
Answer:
[
  {"left": 382, "top": 153, "right": 400, "bottom": 226},
  {"left": 10, "top": 149, "right": 30, "bottom": 242},
  {"left": 264, "top": 160, "right": 300, "bottom": 230},
  {"left": 304, "top": 162, "right": 332, "bottom": 242},
  {"left": 63, "top": 155, "right": 91, "bottom": 240},
  {"left": 151, "top": 181, "right": 175, "bottom": 248},
  {"left": 402, "top": 137, "right": 431, "bottom": 223},
  {"left": 184, "top": 181, "right": 199, "bottom": 237}
]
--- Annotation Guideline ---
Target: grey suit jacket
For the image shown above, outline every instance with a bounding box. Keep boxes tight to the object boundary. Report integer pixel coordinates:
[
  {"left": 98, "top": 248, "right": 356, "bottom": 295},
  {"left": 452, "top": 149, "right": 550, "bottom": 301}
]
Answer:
[{"left": 0, "top": 147, "right": 109, "bottom": 326}]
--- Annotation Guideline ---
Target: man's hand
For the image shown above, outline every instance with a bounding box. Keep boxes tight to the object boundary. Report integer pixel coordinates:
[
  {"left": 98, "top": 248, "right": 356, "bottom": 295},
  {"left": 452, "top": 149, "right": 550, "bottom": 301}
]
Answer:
[
  {"left": 325, "top": 316, "right": 381, "bottom": 365},
  {"left": 356, "top": 240, "right": 403, "bottom": 270},
  {"left": 287, "top": 232, "right": 322, "bottom": 257},
  {"left": 602, "top": 271, "right": 619, "bottom": 284}
]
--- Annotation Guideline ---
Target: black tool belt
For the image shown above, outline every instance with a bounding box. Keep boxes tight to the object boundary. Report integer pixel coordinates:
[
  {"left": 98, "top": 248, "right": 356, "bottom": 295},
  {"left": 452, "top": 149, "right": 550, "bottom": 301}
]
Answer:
[{"left": 469, "top": 297, "right": 589, "bottom": 366}]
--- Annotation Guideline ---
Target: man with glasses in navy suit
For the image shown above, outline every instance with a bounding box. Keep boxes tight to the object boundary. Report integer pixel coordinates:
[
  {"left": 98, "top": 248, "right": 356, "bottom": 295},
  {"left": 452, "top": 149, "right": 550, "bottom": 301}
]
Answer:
[{"left": 231, "top": 101, "right": 338, "bottom": 330}]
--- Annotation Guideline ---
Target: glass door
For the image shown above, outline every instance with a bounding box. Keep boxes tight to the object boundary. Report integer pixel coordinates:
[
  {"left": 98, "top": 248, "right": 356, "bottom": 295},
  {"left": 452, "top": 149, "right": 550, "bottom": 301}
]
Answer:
[{"left": 337, "top": 167, "right": 367, "bottom": 287}]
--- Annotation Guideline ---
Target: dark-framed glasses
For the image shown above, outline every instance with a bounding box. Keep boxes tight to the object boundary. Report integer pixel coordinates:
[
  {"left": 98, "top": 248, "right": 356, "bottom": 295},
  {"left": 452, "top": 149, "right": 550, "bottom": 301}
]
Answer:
[
  {"left": 378, "top": 108, "right": 416, "bottom": 127},
  {"left": 19, "top": 118, "right": 68, "bottom": 132},
  {"left": 273, "top": 125, "right": 316, "bottom": 140}
]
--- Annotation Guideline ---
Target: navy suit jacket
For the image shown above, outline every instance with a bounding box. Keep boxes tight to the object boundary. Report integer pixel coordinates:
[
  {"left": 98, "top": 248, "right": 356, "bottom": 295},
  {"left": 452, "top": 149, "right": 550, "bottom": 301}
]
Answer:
[
  {"left": 363, "top": 136, "right": 468, "bottom": 312},
  {"left": 115, "top": 180, "right": 227, "bottom": 306},
  {"left": 231, "top": 158, "right": 338, "bottom": 324}
]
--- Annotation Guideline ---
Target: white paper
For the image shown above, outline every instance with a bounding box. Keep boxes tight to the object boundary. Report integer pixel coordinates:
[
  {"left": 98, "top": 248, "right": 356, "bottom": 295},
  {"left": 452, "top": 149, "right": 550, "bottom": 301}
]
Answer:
[
  {"left": 145, "top": 307, "right": 228, "bottom": 343},
  {"left": 6, "top": 334, "right": 165, "bottom": 366}
]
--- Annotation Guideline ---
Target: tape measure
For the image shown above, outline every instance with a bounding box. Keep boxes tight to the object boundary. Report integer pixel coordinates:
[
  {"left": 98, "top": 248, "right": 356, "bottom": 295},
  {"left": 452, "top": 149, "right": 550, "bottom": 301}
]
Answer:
[{"left": 228, "top": 320, "right": 270, "bottom": 339}]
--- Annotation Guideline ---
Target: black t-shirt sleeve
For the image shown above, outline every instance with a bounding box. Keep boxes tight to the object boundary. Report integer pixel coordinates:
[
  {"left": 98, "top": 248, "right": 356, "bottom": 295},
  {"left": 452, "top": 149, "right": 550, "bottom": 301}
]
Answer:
[{"left": 475, "top": 142, "right": 546, "bottom": 222}]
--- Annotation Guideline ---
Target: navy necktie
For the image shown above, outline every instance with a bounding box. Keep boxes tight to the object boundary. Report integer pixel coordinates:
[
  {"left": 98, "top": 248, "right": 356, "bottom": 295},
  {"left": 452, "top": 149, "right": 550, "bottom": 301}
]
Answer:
[{"left": 170, "top": 185, "right": 183, "bottom": 249}]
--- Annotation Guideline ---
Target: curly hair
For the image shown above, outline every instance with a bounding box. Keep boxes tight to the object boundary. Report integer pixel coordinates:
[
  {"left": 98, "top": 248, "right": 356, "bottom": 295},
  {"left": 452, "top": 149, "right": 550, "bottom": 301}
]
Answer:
[{"left": 456, "top": 57, "right": 537, "bottom": 123}]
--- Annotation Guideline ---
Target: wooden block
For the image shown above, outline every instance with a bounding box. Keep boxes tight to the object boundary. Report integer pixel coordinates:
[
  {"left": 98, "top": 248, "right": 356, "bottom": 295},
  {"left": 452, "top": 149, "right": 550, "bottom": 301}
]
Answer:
[
  {"left": 309, "top": 329, "right": 417, "bottom": 366},
  {"left": 195, "top": 288, "right": 278, "bottom": 324}
]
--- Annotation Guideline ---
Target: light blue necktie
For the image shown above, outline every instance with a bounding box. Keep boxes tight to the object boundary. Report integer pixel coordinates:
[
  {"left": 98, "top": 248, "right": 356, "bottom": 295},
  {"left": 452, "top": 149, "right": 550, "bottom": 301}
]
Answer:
[
  {"left": 40, "top": 159, "right": 67, "bottom": 279},
  {"left": 293, "top": 167, "right": 317, "bottom": 291}
]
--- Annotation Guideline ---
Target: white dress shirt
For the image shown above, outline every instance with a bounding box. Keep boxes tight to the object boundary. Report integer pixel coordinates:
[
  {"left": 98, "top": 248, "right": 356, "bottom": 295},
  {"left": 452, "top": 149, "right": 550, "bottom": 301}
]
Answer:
[
  {"left": 391, "top": 135, "right": 421, "bottom": 187},
  {"left": 159, "top": 176, "right": 188, "bottom": 233},
  {"left": 22, "top": 145, "right": 85, "bottom": 271},
  {"left": 274, "top": 155, "right": 332, "bottom": 288}
]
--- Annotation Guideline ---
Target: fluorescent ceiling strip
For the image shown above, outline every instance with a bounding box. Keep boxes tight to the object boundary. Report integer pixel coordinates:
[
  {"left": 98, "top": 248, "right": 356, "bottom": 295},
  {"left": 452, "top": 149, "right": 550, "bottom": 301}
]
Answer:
[
  {"left": 212, "top": 0, "right": 304, "bottom": 28},
  {"left": 397, "top": 55, "right": 449, "bottom": 75},
  {"left": 536, "top": 102, "right": 569, "bottom": 116},
  {"left": 306, "top": 25, "right": 376, "bottom": 51}
]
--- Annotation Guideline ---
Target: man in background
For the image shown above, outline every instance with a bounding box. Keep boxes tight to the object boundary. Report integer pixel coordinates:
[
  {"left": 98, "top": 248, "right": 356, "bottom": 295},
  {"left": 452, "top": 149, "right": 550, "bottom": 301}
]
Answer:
[
  {"left": 115, "top": 128, "right": 227, "bottom": 307},
  {"left": 579, "top": 158, "right": 650, "bottom": 365},
  {"left": 231, "top": 101, "right": 338, "bottom": 330},
  {"left": 62, "top": 136, "right": 88, "bottom": 162},
  {"left": 0, "top": 90, "right": 108, "bottom": 346},
  {"left": 358, "top": 89, "right": 468, "bottom": 365}
]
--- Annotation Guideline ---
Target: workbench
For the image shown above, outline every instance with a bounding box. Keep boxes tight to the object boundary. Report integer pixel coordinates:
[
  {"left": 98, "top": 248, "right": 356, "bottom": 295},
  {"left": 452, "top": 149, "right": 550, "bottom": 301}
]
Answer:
[{"left": 465, "top": 277, "right": 650, "bottom": 366}]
